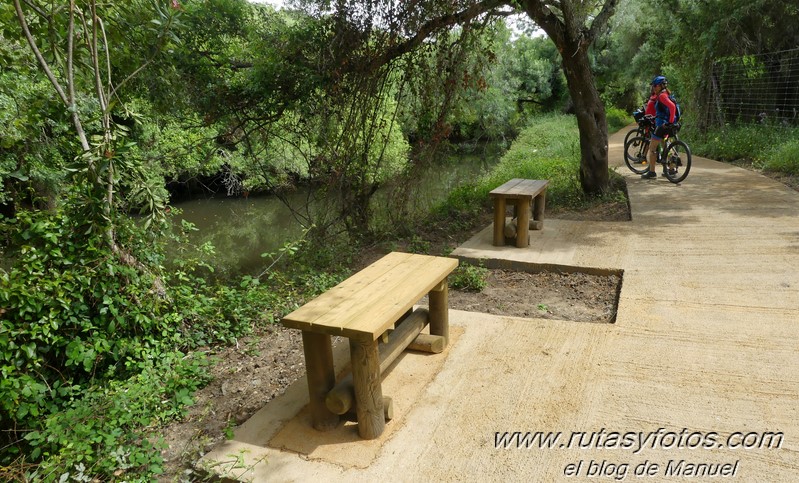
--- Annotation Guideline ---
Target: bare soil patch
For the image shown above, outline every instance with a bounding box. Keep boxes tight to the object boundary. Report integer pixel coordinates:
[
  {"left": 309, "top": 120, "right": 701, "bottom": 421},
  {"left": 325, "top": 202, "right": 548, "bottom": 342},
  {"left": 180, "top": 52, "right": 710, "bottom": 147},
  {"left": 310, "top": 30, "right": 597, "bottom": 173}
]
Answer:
[
  {"left": 157, "top": 199, "right": 628, "bottom": 482},
  {"left": 448, "top": 269, "right": 620, "bottom": 322}
]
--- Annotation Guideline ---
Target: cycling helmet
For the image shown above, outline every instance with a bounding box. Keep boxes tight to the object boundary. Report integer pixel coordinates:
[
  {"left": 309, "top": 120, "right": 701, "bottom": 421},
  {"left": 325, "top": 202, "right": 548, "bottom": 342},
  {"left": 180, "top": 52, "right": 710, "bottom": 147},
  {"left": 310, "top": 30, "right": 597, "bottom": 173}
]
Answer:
[{"left": 651, "top": 75, "right": 668, "bottom": 87}]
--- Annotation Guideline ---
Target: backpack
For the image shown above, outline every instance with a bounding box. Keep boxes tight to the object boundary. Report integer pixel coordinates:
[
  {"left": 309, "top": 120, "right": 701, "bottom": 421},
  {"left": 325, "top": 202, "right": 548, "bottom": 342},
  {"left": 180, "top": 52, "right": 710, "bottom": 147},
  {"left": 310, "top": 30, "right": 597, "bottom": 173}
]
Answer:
[{"left": 670, "top": 94, "right": 682, "bottom": 123}]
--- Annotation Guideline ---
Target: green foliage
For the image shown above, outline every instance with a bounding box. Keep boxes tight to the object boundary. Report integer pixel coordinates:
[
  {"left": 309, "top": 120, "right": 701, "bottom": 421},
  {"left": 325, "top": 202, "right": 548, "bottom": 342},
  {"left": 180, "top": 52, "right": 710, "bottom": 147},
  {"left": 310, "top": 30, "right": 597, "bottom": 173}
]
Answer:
[
  {"left": 690, "top": 124, "right": 780, "bottom": 162},
  {"left": 0, "top": 201, "right": 311, "bottom": 478},
  {"left": 0, "top": 32, "right": 72, "bottom": 207},
  {"left": 601, "top": 0, "right": 799, "bottom": 130},
  {"left": 449, "top": 262, "right": 489, "bottom": 292},
  {"left": 761, "top": 138, "right": 799, "bottom": 174},
  {"left": 488, "top": 122, "right": 581, "bottom": 208},
  {"left": 403, "top": 235, "right": 431, "bottom": 255},
  {"left": 21, "top": 353, "right": 209, "bottom": 482},
  {"left": 691, "top": 124, "right": 799, "bottom": 175},
  {"left": 0, "top": 208, "right": 173, "bottom": 433},
  {"left": 605, "top": 107, "right": 631, "bottom": 134},
  {"left": 435, "top": 114, "right": 627, "bottom": 224}
]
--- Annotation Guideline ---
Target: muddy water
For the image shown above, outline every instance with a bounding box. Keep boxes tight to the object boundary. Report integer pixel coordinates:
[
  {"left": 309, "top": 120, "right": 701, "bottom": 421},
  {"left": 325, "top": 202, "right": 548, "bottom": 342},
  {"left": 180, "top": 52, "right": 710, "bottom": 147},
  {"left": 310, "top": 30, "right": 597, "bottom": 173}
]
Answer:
[{"left": 170, "top": 143, "right": 504, "bottom": 276}]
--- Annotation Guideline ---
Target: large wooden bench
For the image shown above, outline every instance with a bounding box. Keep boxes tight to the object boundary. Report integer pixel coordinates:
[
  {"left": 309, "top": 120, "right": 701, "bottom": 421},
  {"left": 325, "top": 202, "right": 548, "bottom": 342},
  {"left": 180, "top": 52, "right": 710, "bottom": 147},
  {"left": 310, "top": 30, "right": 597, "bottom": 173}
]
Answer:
[
  {"left": 281, "top": 251, "right": 458, "bottom": 439},
  {"left": 489, "top": 178, "right": 549, "bottom": 247}
]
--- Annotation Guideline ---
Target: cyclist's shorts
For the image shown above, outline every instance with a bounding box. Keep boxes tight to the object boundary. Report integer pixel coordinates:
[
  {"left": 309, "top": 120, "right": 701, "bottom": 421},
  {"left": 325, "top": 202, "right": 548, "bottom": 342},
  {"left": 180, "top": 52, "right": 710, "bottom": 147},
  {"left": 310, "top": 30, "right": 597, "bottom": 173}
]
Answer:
[{"left": 652, "top": 124, "right": 671, "bottom": 140}]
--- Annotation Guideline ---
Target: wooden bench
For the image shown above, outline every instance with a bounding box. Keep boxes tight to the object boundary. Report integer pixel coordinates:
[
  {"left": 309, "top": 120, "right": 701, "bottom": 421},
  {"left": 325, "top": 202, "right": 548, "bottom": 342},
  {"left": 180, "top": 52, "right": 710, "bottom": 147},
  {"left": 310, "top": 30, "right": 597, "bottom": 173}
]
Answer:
[
  {"left": 281, "top": 251, "right": 458, "bottom": 439},
  {"left": 489, "top": 178, "right": 549, "bottom": 247}
]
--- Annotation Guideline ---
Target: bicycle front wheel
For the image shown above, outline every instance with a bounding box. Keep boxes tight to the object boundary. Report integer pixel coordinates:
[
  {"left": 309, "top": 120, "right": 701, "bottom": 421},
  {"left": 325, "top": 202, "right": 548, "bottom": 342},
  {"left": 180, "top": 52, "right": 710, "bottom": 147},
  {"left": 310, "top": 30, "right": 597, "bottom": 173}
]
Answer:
[
  {"left": 662, "top": 140, "right": 692, "bottom": 183},
  {"left": 623, "top": 127, "right": 642, "bottom": 155},
  {"left": 624, "top": 135, "right": 650, "bottom": 174}
]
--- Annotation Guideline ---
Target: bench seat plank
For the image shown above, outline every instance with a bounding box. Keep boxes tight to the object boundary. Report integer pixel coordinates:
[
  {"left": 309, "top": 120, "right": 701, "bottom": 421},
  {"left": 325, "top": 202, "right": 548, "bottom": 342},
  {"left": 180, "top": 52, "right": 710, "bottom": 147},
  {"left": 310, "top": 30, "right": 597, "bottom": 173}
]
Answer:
[
  {"left": 489, "top": 178, "right": 548, "bottom": 198},
  {"left": 342, "top": 257, "right": 457, "bottom": 339},
  {"left": 317, "top": 256, "right": 440, "bottom": 339},
  {"left": 282, "top": 251, "right": 413, "bottom": 326}
]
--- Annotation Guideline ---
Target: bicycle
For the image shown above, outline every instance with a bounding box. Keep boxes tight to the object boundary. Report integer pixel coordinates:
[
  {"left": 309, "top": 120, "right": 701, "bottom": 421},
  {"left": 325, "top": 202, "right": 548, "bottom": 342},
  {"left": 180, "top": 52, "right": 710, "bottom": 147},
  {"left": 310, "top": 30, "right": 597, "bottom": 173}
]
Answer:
[{"left": 623, "top": 118, "right": 692, "bottom": 184}]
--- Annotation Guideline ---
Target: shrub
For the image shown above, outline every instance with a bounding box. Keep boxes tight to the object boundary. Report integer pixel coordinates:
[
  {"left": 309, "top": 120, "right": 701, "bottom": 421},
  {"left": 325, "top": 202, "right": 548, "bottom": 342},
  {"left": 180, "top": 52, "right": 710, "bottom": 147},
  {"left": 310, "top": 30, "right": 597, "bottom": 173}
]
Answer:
[
  {"left": 761, "top": 138, "right": 799, "bottom": 174},
  {"left": 691, "top": 124, "right": 783, "bottom": 163},
  {"left": 0, "top": 209, "right": 176, "bottom": 443},
  {"left": 449, "top": 262, "right": 489, "bottom": 292},
  {"left": 21, "top": 352, "right": 209, "bottom": 482},
  {"left": 606, "top": 106, "right": 631, "bottom": 133},
  {"left": 0, "top": 203, "right": 281, "bottom": 476},
  {"left": 690, "top": 124, "right": 799, "bottom": 177}
]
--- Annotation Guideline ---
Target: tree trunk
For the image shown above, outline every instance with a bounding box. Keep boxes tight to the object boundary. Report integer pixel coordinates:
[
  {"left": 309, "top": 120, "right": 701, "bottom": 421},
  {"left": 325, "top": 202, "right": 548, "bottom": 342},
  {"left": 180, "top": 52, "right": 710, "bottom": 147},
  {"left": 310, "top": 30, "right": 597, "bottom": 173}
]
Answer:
[{"left": 560, "top": 46, "right": 610, "bottom": 195}]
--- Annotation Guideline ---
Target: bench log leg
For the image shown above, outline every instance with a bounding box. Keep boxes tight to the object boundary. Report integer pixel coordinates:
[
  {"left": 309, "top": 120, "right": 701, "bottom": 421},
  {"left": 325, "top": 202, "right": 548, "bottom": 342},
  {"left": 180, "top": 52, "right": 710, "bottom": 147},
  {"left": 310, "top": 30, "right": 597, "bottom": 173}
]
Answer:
[
  {"left": 301, "top": 332, "right": 339, "bottom": 431},
  {"left": 350, "top": 339, "right": 385, "bottom": 439},
  {"left": 516, "top": 198, "right": 531, "bottom": 247},
  {"left": 532, "top": 190, "right": 547, "bottom": 230},
  {"left": 492, "top": 197, "right": 506, "bottom": 246},
  {"left": 428, "top": 280, "right": 450, "bottom": 346}
]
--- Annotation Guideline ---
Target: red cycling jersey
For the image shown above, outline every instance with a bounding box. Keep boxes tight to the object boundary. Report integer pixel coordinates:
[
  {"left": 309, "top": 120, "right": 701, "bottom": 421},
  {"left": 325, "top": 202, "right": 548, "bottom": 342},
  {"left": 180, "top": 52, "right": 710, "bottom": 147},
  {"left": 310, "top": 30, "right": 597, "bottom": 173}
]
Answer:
[{"left": 645, "top": 94, "right": 657, "bottom": 117}]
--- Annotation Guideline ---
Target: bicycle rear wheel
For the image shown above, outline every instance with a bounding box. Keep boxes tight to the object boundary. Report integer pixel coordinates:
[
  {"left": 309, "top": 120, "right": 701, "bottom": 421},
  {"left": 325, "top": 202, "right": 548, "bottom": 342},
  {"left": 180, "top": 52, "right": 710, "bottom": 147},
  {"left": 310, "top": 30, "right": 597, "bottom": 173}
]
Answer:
[
  {"left": 624, "top": 135, "right": 650, "bottom": 174},
  {"left": 662, "top": 140, "right": 692, "bottom": 183}
]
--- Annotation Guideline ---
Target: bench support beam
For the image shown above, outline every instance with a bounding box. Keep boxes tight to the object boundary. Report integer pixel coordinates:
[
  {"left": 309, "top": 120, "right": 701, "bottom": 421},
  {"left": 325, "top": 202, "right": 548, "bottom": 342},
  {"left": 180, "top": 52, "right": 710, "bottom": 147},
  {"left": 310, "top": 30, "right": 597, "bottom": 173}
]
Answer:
[
  {"left": 326, "top": 309, "right": 430, "bottom": 415},
  {"left": 516, "top": 199, "right": 531, "bottom": 247},
  {"left": 408, "top": 333, "right": 445, "bottom": 353},
  {"left": 428, "top": 282, "right": 449, "bottom": 345},
  {"left": 492, "top": 197, "right": 507, "bottom": 246},
  {"left": 350, "top": 339, "right": 385, "bottom": 439},
  {"left": 301, "top": 332, "right": 339, "bottom": 431}
]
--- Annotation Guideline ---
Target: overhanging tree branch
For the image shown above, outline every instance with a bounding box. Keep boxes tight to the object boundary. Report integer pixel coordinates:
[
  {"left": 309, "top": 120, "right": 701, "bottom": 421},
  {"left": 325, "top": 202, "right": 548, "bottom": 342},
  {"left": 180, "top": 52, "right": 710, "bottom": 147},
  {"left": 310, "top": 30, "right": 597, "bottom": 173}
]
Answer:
[
  {"left": 517, "top": 0, "right": 565, "bottom": 45},
  {"left": 363, "top": 0, "right": 511, "bottom": 72},
  {"left": 586, "top": 0, "right": 620, "bottom": 44}
]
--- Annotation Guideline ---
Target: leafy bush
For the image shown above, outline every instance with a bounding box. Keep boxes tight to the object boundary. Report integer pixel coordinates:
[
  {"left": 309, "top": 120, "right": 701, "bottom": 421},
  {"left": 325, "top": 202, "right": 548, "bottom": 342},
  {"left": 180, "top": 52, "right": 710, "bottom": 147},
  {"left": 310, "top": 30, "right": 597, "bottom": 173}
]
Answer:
[
  {"left": 0, "top": 202, "right": 309, "bottom": 478},
  {"left": 690, "top": 124, "right": 781, "bottom": 163},
  {"left": 0, "top": 209, "right": 176, "bottom": 437},
  {"left": 606, "top": 106, "right": 631, "bottom": 133},
  {"left": 21, "top": 353, "right": 209, "bottom": 482}
]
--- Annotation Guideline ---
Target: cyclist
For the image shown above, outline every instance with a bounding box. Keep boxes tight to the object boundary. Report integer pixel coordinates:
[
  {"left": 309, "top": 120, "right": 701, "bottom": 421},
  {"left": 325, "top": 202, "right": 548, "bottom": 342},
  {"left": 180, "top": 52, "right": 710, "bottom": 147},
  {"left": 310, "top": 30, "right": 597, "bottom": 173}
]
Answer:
[
  {"left": 642, "top": 75, "right": 677, "bottom": 179},
  {"left": 645, "top": 86, "right": 657, "bottom": 119}
]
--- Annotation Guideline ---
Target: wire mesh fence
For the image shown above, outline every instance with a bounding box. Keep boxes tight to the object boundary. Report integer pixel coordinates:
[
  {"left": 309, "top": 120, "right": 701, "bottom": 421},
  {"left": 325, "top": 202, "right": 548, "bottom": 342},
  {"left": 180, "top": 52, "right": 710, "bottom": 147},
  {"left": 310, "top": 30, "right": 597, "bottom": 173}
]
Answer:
[{"left": 707, "top": 48, "right": 799, "bottom": 128}]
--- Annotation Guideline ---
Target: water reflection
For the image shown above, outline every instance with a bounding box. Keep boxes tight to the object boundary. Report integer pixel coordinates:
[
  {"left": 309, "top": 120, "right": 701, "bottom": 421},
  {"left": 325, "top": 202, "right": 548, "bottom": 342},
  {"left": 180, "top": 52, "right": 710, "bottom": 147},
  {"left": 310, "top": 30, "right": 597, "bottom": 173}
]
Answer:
[{"left": 170, "top": 143, "right": 504, "bottom": 276}]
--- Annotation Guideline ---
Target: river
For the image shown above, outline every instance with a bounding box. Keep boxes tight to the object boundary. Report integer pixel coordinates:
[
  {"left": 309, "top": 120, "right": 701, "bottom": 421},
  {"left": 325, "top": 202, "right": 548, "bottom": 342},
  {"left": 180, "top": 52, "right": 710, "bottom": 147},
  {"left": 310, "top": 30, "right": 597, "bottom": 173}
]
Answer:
[{"left": 170, "top": 143, "right": 505, "bottom": 276}]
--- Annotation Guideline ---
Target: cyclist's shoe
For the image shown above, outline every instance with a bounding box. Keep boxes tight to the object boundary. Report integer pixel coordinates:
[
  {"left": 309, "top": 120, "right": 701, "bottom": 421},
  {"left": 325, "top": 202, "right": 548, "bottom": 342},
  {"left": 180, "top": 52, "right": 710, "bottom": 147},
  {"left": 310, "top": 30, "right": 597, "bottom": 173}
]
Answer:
[
  {"left": 641, "top": 171, "right": 657, "bottom": 179},
  {"left": 661, "top": 170, "right": 669, "bottom": 178}
]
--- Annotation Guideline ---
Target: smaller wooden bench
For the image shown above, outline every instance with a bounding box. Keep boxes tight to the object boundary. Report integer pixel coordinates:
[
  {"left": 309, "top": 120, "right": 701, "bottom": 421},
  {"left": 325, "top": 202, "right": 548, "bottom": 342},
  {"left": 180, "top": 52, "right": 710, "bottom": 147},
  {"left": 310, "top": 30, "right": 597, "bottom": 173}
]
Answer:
[
  {"left": 281, "top": 252, "right": 458, "bottom": 439},
  {"left": 489, "top": 179, "right": 549, "bottom": 247}
]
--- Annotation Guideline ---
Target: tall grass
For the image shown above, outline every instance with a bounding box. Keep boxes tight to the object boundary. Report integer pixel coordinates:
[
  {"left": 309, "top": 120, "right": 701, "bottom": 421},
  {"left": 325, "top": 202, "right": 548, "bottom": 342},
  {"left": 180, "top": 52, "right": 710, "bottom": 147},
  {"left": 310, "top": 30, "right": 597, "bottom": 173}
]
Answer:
[
  {"left": 763, "top": 138, "right": 799, "bottom": 174},
  {"left": 436, "top": 113, "right": 625, "bottom": 219},
  {"left": 691, "top": 124, "right": 799, "bottom": 175}
]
